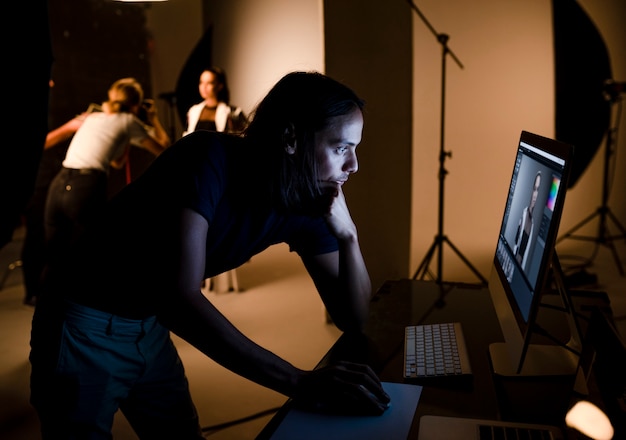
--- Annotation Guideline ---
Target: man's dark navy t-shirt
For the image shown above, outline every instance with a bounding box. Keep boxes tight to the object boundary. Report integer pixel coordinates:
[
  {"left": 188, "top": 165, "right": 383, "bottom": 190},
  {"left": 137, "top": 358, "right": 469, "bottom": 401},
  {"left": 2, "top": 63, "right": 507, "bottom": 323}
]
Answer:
[{"left": 62, "top": 131, "right": 338, "bottom": 318}]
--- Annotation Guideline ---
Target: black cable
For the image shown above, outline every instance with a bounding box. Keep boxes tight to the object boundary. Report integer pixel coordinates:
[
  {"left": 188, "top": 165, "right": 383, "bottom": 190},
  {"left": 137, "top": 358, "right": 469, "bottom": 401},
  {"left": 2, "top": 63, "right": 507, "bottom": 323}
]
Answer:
[{"left": 201, "top": 406, "right": 282, "bottom": 436}]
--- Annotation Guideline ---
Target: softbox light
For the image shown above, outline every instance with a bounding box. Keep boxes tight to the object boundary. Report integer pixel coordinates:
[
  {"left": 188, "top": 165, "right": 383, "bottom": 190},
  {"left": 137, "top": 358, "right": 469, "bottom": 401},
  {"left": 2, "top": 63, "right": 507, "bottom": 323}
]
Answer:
[{"left": 552, "top": 0, "right": 612, "bottom": 188}]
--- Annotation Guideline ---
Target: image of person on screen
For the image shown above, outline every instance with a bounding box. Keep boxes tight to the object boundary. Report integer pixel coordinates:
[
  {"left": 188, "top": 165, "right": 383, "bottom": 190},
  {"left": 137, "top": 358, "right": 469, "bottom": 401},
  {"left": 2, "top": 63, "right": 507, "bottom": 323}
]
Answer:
[{"left": 512, "top": 170, "right": 541, "bottom": 271}]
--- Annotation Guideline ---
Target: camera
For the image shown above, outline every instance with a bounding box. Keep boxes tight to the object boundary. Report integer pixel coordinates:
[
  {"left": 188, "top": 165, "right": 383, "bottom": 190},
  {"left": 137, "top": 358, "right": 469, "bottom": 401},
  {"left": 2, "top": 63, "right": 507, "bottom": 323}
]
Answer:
[{"left": 137, "top": 99, "right": 154, "bottom": 124}]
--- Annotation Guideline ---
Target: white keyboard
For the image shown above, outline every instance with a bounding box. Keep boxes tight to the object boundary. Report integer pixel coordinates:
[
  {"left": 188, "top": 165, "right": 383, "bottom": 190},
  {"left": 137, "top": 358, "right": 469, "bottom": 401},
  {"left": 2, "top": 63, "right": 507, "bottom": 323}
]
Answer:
[{"left": 403, "top": 322, "right": 472, "bottom": 379}]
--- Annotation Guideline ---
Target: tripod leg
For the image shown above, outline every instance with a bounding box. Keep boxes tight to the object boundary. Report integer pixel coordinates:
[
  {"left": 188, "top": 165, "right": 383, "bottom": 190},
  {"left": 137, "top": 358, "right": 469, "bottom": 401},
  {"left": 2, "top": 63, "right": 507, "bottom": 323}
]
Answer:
[
  {"left": 606, "top": 210, "right": 626, "bottom": 241},
  {"left": 604, "top": 239, "right": 625, "bottom": 276},
  {"left": 413, "top": 238, "right": 439, "bottom": 280},
  {"left": 560, "top": 207, "right": 625, "bottom": 274},
  {"left": 598, "top": 210, "right": 626, "bottom": 275},
  {"left": 442, "top": 236, "right": 488, "bottom": 285},
  {"left": 556, "top": 209, "right": 600, "bottom": 243}
]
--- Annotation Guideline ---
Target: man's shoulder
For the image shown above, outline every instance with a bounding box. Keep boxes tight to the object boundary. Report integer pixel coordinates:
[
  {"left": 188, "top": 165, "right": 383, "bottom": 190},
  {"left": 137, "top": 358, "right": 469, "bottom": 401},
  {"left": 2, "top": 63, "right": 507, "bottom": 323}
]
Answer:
[{"left": 172, "top": 131, "right": 243, "bottom": 162}]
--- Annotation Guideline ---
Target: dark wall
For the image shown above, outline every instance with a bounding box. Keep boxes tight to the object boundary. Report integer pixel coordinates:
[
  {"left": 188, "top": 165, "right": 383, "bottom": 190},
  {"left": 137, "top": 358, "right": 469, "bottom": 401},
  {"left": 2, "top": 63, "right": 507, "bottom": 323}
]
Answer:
[
  {"left": 48, "top": 0, "right": 152, "bottom": 127},
  {"left": 0, "top": 0, "right": 53, "bottom": 249},
  {"left": 324, "top": 0, "right": 413, "bottom": 291},
  {"left": 47, "top": 0, "right": 156, "bottom": 195}
]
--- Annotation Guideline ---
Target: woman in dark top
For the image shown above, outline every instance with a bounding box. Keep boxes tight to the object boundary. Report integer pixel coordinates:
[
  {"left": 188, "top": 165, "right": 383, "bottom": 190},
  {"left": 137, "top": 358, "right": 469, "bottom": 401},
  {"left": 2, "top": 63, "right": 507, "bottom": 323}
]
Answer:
[{"left": 30, "top": 71, "right": 390, "bottom": 439}]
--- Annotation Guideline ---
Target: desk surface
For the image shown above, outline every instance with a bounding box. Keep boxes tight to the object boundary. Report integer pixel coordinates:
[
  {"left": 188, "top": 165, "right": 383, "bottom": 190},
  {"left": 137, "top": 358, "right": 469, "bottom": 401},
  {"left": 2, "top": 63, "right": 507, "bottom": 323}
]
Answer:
[{"left": 257, "top": 279, "right": 613, "bottom": 439}]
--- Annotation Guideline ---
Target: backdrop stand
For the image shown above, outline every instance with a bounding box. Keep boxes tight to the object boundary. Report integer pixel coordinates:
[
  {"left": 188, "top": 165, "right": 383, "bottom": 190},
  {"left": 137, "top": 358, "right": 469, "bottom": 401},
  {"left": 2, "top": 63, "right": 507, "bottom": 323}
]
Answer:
[{"left": 406, "top": 0, "right": 487, "bottom": 285}]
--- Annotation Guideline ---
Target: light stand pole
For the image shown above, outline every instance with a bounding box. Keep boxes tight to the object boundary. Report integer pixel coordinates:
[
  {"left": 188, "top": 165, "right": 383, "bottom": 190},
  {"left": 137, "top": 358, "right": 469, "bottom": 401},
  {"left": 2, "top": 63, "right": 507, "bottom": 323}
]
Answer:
[
  {"left": 157, "top": 91, "right": 178, "bottom": 142},
  {"left": 407, "top": 0, "right": 487, "bottom": 285}
]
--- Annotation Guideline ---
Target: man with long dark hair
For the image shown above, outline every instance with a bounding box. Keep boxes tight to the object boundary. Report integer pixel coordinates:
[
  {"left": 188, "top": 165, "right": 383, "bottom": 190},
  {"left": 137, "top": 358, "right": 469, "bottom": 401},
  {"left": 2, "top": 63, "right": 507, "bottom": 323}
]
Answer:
[{"left": 30, "top": 71, "right": 390, "bottom": 439}]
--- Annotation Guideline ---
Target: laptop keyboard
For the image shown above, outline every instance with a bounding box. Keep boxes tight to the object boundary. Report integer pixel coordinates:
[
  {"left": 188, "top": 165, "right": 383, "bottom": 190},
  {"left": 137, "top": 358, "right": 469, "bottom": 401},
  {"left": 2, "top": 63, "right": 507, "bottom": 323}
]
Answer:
[
  {"left": 478, "top": 424, "right": 555, "bottom": 439},
  {"left": 403, "top": 322, "right": 472, "bottom": 379}
]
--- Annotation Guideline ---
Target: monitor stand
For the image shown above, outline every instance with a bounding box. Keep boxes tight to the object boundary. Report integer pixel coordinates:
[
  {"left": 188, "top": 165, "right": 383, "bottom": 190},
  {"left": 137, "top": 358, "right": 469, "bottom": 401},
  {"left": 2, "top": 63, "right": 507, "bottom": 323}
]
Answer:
[
  {"left": 489, "top": 342, "right": 579, "bottom": 377},
  {"left": 490, "top": 334, "right": 587, "bottom": 425},
  {"left": 488, "top": 253, "right": 593, "bottom": 424},
  {"left": 489, "top": 253, "right": 584, "bottom": 379}
]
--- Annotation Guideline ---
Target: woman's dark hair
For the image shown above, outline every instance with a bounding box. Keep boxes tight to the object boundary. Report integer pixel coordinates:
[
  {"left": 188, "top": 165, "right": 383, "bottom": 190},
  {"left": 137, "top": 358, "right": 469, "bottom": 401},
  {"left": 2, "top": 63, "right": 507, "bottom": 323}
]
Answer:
[
  {"left": 243, "top": 71, "right": 365, "bottom": 213},
  {"left": 203, "top": 66, "right": 230, "bottom": 104}
]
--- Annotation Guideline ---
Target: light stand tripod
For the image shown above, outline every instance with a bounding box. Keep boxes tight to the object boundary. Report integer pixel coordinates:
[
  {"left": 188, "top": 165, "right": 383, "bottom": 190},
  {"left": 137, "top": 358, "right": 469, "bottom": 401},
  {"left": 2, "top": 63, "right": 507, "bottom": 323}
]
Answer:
[
  {"left": 407, "top": 0, "right": 487, "bottom": 285},
  {"left": 557, "top": 82, "right": 625, "bottom": 275}
]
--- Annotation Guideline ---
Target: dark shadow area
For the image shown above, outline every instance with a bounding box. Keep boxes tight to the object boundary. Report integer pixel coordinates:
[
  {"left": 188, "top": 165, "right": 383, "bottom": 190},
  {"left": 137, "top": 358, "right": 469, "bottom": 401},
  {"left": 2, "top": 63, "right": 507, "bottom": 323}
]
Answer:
[
  {"left": 552, "top": 0, "right": 611, "bottom": 188},
  {"left": 174, "top": 25, "right": 214, "bottom": 127}
]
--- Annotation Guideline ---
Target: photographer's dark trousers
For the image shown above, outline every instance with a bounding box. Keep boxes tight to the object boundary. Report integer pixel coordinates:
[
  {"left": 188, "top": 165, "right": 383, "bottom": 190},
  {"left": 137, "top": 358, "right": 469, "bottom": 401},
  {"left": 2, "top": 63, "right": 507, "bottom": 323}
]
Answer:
[
  {"left": 29, "top": 297, "right": 204, "bottom": 439},
  {"left": 43, "top": 167, "right": 107, "bottom": 270}
]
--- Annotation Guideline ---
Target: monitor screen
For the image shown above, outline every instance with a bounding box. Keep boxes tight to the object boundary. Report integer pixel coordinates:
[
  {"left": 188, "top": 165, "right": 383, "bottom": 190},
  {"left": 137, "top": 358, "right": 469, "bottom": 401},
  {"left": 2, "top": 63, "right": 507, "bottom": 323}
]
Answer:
[{"left": 489, "top": 131, "right": 576, "bottom": 376}]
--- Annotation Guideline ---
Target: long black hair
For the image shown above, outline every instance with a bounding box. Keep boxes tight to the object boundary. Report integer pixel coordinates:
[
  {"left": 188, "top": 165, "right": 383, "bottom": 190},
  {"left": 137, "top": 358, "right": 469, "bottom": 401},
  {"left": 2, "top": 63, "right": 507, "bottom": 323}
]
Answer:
[{"left": 243, "top": 71, "right": 365, "bottom": 214}]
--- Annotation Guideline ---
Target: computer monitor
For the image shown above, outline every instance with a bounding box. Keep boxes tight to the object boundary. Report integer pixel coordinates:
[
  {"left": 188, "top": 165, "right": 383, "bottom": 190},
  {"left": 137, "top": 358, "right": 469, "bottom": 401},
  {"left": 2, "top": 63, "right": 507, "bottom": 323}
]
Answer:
[{"left": 488, "top": 130, "right": 579, "bottom": 377}]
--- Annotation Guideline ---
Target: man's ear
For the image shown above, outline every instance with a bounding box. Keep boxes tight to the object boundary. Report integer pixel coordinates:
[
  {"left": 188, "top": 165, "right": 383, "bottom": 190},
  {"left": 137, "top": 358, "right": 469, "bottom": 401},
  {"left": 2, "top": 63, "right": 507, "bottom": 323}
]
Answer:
[{"left": 283, "top": 124, "right": 297, "bottom": 155}]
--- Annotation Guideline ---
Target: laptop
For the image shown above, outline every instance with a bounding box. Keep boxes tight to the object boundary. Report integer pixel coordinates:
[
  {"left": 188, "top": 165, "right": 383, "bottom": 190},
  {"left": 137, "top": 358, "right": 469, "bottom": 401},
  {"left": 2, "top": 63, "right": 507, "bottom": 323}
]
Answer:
[{"left": 417, "top": 415, "right": 566, "bottom": 440}]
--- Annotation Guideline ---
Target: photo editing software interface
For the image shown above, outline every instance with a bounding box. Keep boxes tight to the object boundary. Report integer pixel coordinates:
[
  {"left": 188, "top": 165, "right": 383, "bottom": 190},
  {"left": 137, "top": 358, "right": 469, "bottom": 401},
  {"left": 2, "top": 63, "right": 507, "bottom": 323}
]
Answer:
[{"left": 495, "top": 133, "right": 568, "bottom": 328}]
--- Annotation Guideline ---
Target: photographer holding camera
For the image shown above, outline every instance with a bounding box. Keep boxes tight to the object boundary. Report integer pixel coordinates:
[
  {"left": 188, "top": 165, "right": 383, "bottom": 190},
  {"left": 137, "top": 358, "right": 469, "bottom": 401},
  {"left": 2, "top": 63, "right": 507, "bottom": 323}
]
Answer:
[{"left": 42, "top": 77, "right": 170, "bottom": 278}]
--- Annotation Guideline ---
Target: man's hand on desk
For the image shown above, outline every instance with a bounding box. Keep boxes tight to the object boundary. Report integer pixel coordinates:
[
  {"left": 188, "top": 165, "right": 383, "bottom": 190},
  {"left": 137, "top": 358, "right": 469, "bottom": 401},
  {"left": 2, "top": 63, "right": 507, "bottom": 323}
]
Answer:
[{"left": 293, "top": 361, "right": 391, "bottom": 416}]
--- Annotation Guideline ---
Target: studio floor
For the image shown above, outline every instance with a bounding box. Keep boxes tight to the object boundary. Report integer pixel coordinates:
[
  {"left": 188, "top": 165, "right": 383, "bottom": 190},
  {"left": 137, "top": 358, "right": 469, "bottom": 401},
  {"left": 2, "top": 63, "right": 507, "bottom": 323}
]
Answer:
[{"left": 1, "top": 223, "right": 624, "bottom": 439}]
